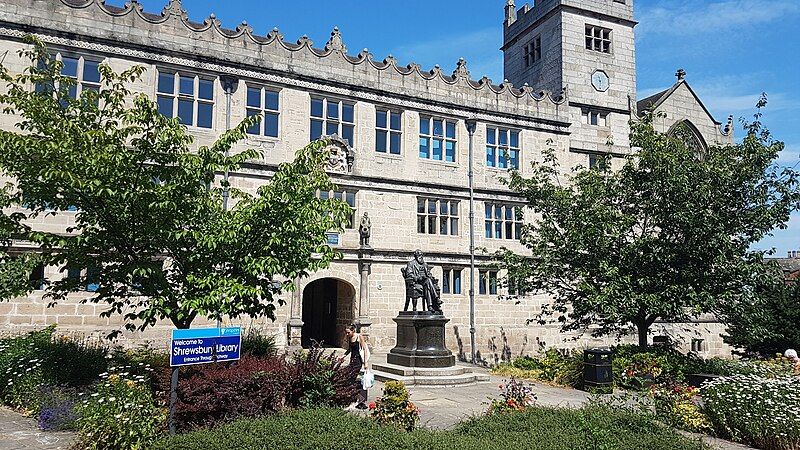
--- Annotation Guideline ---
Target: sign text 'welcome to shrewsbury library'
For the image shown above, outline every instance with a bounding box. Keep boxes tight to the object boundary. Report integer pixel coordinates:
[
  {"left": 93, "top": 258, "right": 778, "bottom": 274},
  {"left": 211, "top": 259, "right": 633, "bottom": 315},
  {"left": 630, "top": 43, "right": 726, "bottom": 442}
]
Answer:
[{"left": 170, "top": 327, "right": 241, "bottom": 367}]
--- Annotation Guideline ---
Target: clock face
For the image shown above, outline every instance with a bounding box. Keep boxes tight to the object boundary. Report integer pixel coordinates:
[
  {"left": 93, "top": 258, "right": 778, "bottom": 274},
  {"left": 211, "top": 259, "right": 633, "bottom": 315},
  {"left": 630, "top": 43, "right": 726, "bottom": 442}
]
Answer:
[{"left": 591, "top": 70, "right": 609, "bottom": 92}]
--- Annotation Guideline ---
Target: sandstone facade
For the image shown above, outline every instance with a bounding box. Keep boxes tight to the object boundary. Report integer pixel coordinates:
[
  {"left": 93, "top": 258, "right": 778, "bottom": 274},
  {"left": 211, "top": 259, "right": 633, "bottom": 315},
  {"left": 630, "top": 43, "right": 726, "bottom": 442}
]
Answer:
[{"left": 0, "top": 0, "right": 735, "bottom": 361}]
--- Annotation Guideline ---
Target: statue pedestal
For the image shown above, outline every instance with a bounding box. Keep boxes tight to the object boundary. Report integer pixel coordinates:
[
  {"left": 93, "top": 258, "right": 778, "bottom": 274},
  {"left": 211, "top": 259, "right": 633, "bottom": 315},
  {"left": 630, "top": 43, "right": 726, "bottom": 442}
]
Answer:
[{"left": 387, "top": 312, "right": 455, "bottom": 368}]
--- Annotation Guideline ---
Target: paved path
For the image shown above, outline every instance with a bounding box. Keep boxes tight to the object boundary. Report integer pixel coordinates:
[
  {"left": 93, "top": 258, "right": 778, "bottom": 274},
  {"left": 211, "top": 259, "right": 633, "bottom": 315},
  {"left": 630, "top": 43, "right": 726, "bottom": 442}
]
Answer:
[{"left": 0, "top": 407, "right": 74, "bottom": 450}]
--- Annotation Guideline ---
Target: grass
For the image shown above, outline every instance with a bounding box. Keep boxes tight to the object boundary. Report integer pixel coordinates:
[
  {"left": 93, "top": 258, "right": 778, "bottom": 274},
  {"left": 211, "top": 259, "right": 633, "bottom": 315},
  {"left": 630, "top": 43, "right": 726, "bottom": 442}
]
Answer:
[{"left": 154, "top": 405, "right": 710, "bottom": 450}]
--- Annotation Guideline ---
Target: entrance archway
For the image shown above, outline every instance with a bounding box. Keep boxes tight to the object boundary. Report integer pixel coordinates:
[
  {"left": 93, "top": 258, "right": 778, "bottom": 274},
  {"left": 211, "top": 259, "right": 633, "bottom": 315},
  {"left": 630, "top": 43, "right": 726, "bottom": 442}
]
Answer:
[{"left": 301, "top": 278, "right": 356, "bottom": 348}]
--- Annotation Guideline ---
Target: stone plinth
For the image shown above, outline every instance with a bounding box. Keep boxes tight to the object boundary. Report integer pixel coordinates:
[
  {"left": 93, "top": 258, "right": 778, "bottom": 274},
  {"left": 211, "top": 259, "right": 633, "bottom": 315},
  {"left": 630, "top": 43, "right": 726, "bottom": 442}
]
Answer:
[{"left": 387, "top": 312, "right": 455, "bottom": 369}]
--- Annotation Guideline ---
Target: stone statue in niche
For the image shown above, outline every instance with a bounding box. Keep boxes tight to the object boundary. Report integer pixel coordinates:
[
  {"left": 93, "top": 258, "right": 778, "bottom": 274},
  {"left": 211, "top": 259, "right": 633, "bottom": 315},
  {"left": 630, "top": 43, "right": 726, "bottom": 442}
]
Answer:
[
  {"left": 359, "top": 212, "right": 371, "bottom": 248},
  {"left": 401, "top": 250, "right": 443, "bottom": 314}
]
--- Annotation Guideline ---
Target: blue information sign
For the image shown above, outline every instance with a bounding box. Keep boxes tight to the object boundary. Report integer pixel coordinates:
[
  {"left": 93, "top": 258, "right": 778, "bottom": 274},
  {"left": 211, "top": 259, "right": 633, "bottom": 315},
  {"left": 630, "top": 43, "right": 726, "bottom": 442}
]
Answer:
[{"left": 170, "top": 327, "right": 241, "bottom": 367}]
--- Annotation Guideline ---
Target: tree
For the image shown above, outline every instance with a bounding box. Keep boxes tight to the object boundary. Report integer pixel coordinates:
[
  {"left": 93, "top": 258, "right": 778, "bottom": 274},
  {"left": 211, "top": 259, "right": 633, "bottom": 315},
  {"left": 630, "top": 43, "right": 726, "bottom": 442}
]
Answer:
[
  {"left": 0, "top": 38, "right": 351, "bottom": 334},
  {"left": 719, "top": 264, "right": 800, "bottom": 356},
  {"left": 0, "top": 183, "right": 39, "bottom": 300},
  {"left": 497, "top": 104, "right": 800, "bottom": 347}
]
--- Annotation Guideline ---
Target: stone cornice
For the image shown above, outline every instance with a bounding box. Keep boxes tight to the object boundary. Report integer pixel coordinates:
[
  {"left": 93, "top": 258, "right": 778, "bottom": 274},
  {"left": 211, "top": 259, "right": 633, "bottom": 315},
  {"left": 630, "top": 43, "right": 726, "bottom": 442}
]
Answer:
[{"left": 0, "top": 0, "right": 571, "bottom": 129}]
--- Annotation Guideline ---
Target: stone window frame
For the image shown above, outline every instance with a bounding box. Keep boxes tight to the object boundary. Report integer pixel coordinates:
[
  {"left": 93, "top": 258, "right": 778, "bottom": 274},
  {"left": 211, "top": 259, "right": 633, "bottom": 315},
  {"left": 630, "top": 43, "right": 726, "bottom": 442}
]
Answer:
[
  {"left": 62, "top": 265, "right": 100, "bottom": 292},
  {"left": 478, "top": 269, "right": 498, "bottom": 296},
  {"left": 485, "top": 126, "right": 521, "bottom": 170},
  {"left": 523, "top": 35, "right": 542, "bottom": 68},
  {"left": 484, "top": 202, "right": 523, "bottom": 241},
  {"left": 691, "top": 338, "right": 705, "bottom": 352},
  {"left": 585, "top": 24, "right": 612, "bottom": 54},
  {"left": 156, "top": 69, "right": 216, "bottom": 129},
  {"left": 582, "top": 108, "right": 608, "bottom": 127},
  {"left": 318, "top": 188, "right": 357, "bottom": 229},
  {"left": 28, "top": 263, "right": 46, "bottom": 291},
  {"left": 416, "top": 197, "right": 460, "bottom": 236},
  {"left": 245, "top": 84, "right": 281, "bottom": 139},
  {"left": 419, "top": 116, "right": 458, "bottom": 163},
  {"left": 39, "top": 52, "right": 103, "bottom": 99},
  {"left": 441, "top": 267, "right": 463, "bottom": 295},
  {"left": 310, "top": 96, "right": 355, "bottom": 146},
  {"left": 375, "top": 108, "right": 402, "bottom": 155}
]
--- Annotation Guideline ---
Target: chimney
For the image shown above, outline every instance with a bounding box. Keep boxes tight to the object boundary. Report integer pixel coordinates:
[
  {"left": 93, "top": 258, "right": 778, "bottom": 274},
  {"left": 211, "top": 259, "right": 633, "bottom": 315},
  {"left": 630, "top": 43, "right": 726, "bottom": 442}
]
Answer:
[{"left": 505, "top": 0, "right": 517, "bottom": 26}]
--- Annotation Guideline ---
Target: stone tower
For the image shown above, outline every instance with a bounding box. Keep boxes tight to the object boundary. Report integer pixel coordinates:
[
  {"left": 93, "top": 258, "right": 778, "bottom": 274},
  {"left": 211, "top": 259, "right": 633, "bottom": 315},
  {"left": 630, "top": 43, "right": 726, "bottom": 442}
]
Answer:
[{"left": 502, "top": 0, "right": 637, "bottom": 153}]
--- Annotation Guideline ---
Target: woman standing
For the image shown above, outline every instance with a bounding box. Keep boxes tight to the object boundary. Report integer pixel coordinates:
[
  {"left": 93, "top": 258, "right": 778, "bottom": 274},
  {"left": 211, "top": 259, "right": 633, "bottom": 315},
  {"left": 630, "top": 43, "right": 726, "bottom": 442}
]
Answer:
[{"left": 343, "top": 324, "right": 370, "bottom": 409}]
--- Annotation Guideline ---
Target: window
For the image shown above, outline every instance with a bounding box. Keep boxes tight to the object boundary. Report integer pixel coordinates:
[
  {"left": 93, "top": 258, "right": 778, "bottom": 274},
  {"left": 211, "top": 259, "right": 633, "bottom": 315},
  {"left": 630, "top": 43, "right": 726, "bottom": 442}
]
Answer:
[
  {"left": 479, "top": 270, "right": 498, "bottom": 295},
  {"left": 524, "top": 35, "right": 542, "bottom": 67},
  {"left": 310, "top": 97, "right": 355, "bottom": 145},
  {"left": 246, "top": 85, "right": 280, "bottom": 137},
  {"left": 589, "top": 154, "right": 599, "bottom": 169},
  {"left": 691, "top": 339, "right": 705, "bottom": 352},
  {"left": 441, "top": 268, "right": 462, "bottom": 295},
  {"left": 86, "top": 265, "right": 100, "bottom": 292},
  {"left": 58, "top": 54, "right": 101, "bottom": 100},
  {"left": 486, "top": 127, "right": 520, "bottom": 169},
  {"left": 485, "top": 203, "right": 523, "bottom": 240},
  {"left": 29, "top": 263, "right": 45, "bottom": 291},
  {"left": 417, "top": 198, "right": 459, "bottom": 236},
  {"left": 583, "top": 109, "right": 608, "bottom": 127},
  {"left": 507, "top": 276, "right": 526, "bottom": 296},
  {"left": 376, "top": 109, "right": 402, "bottom": 155},
  {"left": 157, "top": 70, "right": 215, "bottom": 128},
  {"left": 585, "top": 25, "right": 612, "bottom": 53},
  {"left": 318, "top": 189, "right": 357, "bottom": 228},
  {"left": 419, "top": 116, "right": 457, "bottom": 162}
]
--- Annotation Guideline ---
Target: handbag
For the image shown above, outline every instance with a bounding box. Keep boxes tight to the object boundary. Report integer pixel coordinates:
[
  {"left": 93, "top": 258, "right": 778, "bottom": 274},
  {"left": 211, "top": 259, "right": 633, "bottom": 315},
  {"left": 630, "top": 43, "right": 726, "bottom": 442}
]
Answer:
[{"left": 361, "top": 368, "right": 375, "bottom": 390}]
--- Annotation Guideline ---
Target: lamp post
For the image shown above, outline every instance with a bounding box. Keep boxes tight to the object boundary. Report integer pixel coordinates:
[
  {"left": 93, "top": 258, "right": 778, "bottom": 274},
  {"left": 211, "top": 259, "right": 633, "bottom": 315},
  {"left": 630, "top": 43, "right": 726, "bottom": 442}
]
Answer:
[{"left": 466, "top": 119, "right": 477, "bottom": 365}]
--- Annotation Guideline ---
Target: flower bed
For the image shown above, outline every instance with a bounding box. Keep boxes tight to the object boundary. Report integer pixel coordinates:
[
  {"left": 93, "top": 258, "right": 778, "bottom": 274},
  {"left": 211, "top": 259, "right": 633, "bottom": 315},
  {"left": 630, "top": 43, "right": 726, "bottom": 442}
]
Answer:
[{"left": 702, "top": 375, "right": 800, "bottom": 450}]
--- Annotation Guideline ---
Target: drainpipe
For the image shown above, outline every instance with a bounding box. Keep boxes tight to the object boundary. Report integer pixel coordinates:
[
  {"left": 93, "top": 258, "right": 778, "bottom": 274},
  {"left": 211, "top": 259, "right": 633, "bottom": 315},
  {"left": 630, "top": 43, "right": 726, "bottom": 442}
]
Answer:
[
  {"left": 219, "top": 76, "right": 238, "bottom": 329},
  {"left": 466, "top": 119, "right": 477, "bottom": 365}
]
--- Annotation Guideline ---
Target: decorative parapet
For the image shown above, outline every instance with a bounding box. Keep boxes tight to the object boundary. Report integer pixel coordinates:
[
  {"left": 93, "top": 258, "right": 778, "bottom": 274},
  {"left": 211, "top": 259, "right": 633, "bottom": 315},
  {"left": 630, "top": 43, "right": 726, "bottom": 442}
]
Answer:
[{"left": 0, "top": 0, "right": 569, "bottom": 128}]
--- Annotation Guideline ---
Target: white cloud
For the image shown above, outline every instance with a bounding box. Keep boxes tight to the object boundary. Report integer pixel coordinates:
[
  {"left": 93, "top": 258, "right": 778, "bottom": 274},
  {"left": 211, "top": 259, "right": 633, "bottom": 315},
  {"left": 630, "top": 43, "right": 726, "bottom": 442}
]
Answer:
[{"left": 637, "top": 0, "right": 800, "bottom": 38}]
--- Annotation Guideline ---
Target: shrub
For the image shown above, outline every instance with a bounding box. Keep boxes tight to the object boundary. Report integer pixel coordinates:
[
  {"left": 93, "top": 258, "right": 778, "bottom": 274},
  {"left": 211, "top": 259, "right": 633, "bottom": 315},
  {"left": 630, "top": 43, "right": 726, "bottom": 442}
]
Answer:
[
  {"left": 0, "top": 326, "right": 108, "bottom": 412},
  {"left": 154, "top": 405, "right": 710, "bottom": 450},
  {"left": 166, "top": 347, "right": 358, "bottom": 431},
  {"left": 494, "top": 349, "right": 583, "bottom": 389},
  {"left": 702, "top": 375, "right": 800, "bottom": 450},
  {"left": 170, "top": 355, "right": 289, "bottom": 431},
  {"left": 75, "top": 371, "right": 166, "bottom": 450},
  {"left": 370, "top": 381, "right": 420, "bottom": 431},
  {"left": 241, "top": 329, "right": 277, "bottom": 358},
  {"left": 650, "top": 384, "right": 712, "bottom": 434},
  {"left": 283, "top": 347, "right": 359, "bottom": 409},
  {"left": 486, "top": 378, "right": 537, "bottom": 415}
]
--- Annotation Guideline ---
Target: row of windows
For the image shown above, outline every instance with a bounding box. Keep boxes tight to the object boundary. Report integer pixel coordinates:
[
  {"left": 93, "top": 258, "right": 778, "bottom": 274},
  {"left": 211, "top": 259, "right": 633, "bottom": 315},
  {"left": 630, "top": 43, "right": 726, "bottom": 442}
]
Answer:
[
  {"left": 29, "top": 263, "right": 518, "bottom": 297},
  {"left": 45, "top": 53, "right": 526, "bottom": 170}
]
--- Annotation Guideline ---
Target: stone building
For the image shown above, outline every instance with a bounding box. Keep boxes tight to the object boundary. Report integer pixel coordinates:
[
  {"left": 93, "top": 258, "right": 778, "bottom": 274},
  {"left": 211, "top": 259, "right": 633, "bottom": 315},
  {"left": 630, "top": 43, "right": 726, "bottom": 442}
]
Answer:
[{"left": 0, "top": 0, "right": 735, "bottom": 360}]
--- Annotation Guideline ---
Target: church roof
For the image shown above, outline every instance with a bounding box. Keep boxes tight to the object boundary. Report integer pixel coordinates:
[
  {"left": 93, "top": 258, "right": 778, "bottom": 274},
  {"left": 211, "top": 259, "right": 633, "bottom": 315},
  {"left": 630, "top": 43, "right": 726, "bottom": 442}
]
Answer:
[{"left": 636, "top": 79, "right": 723, "bottom": 126}]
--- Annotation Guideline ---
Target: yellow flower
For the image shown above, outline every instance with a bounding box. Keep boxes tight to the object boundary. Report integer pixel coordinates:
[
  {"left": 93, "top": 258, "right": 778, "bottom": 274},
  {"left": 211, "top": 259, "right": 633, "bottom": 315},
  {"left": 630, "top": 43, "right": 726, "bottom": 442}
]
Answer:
[
  {"left": 126, "top": 380, "right": 135, "bottom": 388},
  {"left": 108, "top": 374, "right": 120, "bottom": 383}
]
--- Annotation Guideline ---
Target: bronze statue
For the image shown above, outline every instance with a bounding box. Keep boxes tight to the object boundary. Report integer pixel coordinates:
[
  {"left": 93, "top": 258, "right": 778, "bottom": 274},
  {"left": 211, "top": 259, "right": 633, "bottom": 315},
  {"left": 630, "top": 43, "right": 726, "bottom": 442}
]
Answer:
[
  {"left": 359, "top": 212, "right": 371, "bottom": 247},
  {"left": 401, "top": 250, "right": 443, "bottom": 314}
]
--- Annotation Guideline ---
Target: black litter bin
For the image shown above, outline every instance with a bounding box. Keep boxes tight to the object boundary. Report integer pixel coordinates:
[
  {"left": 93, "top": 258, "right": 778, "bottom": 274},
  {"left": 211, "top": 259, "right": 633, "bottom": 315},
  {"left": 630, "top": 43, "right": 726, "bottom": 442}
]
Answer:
[{"left": 583, "top": 348, "right": 613, "bottom": 393}]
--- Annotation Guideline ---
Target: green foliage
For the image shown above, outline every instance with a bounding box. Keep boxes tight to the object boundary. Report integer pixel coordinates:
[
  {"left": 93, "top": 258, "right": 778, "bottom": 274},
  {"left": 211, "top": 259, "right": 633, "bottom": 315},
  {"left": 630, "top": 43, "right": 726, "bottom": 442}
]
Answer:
[
  {"left": 0, "top": 326, "right": 107, "bottom": 412},
  {"left": 650, "top": 384, "right": 713, "bottom": 434},
  {"left": 719, "top": 267, "right": 800, "bottom": 356},
  {"left": 370, "top": 381, "right": 420, "bottom": 431},
  {"left": 241, "top": 328, "right": 277, "bottom": 358},
  {"left": 702, "top": 375, "right": 800, "bottom": 450},
  {"left": 494, "top": 349, "right": 584, "bottom": 388},
  {"left": 0, "top": 37, "right": 350, "bottom": 334},
  {"left": 496, "top": 104, "right": 800, "bottom": 346},
  {"left": 153, "top": 405, "right": 709, "bottom": 450},
  {"left": 75, "top": 371, "right": 166, "bottom": 450},
  {"left": 486, "top": 378, "right": 537, "bottom": 415}
]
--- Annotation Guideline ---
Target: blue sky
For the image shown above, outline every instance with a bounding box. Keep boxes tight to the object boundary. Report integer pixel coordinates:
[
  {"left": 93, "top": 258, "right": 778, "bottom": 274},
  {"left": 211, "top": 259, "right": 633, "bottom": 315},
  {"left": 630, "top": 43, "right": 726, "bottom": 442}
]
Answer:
[{"left": 109, "top": 0, "right": 799, "bottom": 255}]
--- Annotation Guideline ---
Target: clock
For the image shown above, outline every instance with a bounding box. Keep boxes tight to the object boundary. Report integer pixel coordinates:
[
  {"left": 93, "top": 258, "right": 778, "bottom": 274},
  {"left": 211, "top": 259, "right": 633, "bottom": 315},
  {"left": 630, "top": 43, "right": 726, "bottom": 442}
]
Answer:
[{"left": 591, "top": 70, "right": 609, "bottom": 92}]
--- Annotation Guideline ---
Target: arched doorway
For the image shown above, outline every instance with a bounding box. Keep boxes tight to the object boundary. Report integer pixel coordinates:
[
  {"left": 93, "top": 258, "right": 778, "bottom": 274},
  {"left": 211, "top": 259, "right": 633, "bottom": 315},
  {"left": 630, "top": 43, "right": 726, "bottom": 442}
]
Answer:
[{"left": 301, "top": 278, "right": 356, "bottom": 348}]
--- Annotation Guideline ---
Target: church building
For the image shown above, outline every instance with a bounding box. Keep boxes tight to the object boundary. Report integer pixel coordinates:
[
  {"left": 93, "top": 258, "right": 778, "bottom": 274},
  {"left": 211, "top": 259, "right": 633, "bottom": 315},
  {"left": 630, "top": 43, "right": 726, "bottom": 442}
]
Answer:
[{"left": 0, "top": 0, "right": 735, "bottom": 361}]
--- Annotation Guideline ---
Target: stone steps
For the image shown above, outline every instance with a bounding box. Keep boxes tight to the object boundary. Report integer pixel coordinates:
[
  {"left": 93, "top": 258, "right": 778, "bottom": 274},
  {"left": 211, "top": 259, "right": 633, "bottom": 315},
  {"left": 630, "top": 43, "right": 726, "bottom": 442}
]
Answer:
[{"left": 371, "top": 362, "right": 490, "bottom": 386}]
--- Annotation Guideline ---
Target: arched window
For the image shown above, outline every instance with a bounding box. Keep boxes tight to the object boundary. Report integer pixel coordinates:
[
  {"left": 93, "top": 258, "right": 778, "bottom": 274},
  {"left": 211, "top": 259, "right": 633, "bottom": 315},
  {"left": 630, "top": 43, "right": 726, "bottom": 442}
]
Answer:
[{"left": 668, "top": 120, "right": 708, "bottom": 154}]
